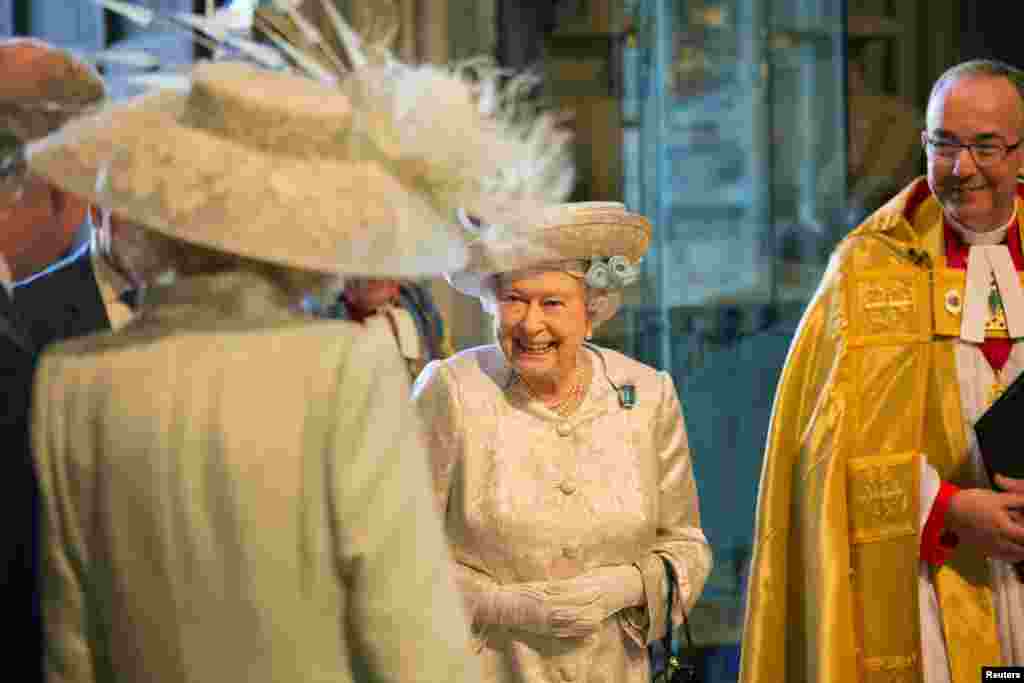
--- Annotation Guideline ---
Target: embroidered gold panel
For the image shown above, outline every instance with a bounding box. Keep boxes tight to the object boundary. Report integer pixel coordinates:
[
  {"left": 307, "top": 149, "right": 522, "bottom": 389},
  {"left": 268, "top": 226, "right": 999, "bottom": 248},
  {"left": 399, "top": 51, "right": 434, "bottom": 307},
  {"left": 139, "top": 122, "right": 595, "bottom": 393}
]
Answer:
[
  {"left": 848, "top": 453, "right": 917, "bottom": 544},
  {"left": 848, "top": 269, "right": 931, "bottom": 347},
  {"left": 861, "top": 655, "right": 921, "bottom": 683},
  {"left": 847, "top": 452, "right": 922, "bottom": 683}
]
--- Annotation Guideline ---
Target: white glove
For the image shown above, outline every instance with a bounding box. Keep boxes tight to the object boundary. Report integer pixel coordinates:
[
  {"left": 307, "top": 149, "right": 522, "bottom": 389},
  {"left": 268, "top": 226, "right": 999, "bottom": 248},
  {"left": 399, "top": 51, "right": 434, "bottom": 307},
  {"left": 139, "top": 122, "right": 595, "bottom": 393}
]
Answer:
[
  {"left": 454, "top": 564, "right": 555, "bottom": 636},
  {"left": 543, "top": 565, "right": 645, "bottom": 638},
  {"left": 458, "top": 564, "right": 645, "bottom": 639},
  {"left": 477, "top": 581, "right": 557, "bottom": 636}
]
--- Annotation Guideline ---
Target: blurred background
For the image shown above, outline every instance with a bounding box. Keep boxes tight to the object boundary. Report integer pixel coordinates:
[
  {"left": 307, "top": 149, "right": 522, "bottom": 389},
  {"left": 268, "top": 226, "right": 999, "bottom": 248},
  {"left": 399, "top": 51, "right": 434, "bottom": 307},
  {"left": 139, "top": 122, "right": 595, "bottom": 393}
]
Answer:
[{"left": 5, "top": 0, "right": 1019, "bottom": 679}]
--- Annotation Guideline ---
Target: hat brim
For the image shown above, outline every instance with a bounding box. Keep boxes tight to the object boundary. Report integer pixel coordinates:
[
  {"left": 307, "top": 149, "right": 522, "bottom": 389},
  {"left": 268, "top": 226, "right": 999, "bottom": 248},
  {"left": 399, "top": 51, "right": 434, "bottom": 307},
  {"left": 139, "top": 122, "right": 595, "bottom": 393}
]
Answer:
[
  {"left": 447, "top": 203, "right": 650, "bottom": 299},
  {"left": 27, "top": 88, "right": 467, "bottom": 277}
]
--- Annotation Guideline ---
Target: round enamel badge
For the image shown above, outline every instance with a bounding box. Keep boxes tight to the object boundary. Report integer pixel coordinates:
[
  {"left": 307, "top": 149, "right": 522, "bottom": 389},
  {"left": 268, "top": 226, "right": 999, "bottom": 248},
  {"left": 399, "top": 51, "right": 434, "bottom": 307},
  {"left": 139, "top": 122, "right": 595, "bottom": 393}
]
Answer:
[{"left": 944, "top": 290, "right": 962, "bottom": 315}]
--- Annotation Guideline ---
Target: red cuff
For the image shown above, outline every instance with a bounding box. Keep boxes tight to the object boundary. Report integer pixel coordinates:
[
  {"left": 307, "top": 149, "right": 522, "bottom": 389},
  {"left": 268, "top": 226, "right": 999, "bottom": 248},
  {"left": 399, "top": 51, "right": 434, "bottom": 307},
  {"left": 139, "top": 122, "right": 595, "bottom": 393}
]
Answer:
[{"left": 921, "top": 481, "right": 961, "bottom": 566}]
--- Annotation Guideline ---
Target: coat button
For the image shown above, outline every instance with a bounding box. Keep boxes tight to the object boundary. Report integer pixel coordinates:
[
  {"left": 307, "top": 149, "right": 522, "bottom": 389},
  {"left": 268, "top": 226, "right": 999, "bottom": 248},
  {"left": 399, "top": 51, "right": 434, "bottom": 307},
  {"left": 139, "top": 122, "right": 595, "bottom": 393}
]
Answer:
[
  {"left": 556, "top": 422, "right": 572, "bottom": 437},
  {"left": 559, "top": 664, "right": 577, "bottom": 681},
  {"left": 562, "top": 545, "right": 579, "bottom": 559},
  {"left": 559, "top": 480, "right": 576, "bottom": 495}
]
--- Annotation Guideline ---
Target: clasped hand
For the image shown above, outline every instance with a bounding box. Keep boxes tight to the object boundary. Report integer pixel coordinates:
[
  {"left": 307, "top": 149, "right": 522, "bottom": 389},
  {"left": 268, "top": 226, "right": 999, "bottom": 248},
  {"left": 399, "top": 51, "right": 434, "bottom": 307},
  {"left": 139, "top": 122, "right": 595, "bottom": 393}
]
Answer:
[
  {"left": 489, "top": 566, "right": 644, "bottom": 639},
  {"left": 946, "top": 475, "right": 1024, "bottom": 563}
]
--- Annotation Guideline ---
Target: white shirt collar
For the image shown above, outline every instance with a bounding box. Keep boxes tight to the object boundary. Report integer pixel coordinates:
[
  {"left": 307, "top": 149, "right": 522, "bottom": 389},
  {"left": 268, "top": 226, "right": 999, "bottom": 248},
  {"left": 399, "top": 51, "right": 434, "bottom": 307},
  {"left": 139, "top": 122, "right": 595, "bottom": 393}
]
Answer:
[
  {"left": 946, "top": 198, "right": 1020, "bottom": 246},
  {"left": 0, "top": 256, "right": 13, "bottom": 297}
]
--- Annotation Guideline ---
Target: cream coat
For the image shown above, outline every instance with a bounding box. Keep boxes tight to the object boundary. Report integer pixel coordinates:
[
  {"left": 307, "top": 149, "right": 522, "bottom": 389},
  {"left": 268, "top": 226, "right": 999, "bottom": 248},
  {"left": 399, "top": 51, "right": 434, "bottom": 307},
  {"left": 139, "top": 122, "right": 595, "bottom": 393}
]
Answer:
[
  {"left": 31, "top": 271, "right": 478, "bottom": 683},
  {"left": 413, "top": 343, "right": 712, "bottom": 683}
]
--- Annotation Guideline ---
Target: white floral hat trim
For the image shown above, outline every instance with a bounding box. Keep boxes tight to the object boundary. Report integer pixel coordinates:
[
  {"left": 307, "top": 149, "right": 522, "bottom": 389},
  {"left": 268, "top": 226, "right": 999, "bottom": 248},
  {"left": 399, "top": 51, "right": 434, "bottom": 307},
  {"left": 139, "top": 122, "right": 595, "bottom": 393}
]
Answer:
[{"left": 584, "top": 255, "right": 642, "bottom": 290}]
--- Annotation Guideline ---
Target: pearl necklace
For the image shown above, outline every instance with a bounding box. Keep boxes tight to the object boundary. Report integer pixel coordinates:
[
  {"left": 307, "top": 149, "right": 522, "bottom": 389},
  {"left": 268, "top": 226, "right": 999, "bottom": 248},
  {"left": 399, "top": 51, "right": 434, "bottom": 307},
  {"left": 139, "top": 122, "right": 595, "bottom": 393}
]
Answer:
[{"left": 516, "top": 361, "right": 587, "bottom": 417}]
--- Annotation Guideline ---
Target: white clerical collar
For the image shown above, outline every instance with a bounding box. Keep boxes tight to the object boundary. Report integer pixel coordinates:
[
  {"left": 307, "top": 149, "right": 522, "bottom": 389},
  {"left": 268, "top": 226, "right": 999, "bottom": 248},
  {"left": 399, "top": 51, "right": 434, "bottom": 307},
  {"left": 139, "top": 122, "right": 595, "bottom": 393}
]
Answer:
[{"left": 946, "top": 199, "right": 1019, "bottom": 246}]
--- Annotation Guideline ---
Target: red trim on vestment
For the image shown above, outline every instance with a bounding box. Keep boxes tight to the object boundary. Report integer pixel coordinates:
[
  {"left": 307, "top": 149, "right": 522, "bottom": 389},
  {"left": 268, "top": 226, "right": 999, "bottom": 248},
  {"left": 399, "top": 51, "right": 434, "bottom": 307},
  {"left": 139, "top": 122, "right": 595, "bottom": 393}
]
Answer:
[
  {"left": 920, "top": 184, "right": 1024, "bottom": 564},
  {"left": 921, "top": 481, "right": 962, "bottom": 566},
  {"left": 921, "top": 184, "right": 1024, "bottom": 565}
]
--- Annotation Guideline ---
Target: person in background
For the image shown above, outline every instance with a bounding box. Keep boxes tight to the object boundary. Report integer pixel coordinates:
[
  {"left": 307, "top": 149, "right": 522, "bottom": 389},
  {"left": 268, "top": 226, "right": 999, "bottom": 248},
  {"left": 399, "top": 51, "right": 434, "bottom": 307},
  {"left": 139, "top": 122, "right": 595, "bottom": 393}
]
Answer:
[
  {"left": 0, "top": 37, "right": 106, "bottom": 683},
  {"left": 0, "top": 250, "right": 42, "bottom": 683},
  {"left": 414, "top": 201, "right": 712, "bottom": 683},
  {"left": 0, "top": 38, "right": 123, "bottom": 351},
  {"left": 15, "top": 205, "right": 140, "bottom": 351},
  {"left": 742, "top": 59, "right": 1024, "bottom": 682},
  {"left": 2, "top": 37, "right": 136, "bottom": 351},
  {"left": 327, "top": 276, "right": 453, "bottom": 380},
  {"left": 0, "top": 38, "right": 103, "bottom": 285}
]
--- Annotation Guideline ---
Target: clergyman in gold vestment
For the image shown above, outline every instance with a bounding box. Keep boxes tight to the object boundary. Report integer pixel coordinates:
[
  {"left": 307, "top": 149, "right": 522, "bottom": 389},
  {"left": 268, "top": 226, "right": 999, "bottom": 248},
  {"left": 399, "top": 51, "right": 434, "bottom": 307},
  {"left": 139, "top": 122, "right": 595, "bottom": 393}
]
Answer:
[{"left": 742, "top": 60, "right": 1024, "bottom": 683}]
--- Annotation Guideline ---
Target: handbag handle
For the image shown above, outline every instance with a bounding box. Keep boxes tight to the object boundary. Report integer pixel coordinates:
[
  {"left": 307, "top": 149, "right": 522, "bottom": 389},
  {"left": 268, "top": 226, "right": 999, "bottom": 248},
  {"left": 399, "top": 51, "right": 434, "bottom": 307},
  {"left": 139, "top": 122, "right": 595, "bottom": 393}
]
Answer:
[{"left": 661, "top": 559, "right": 698, "bottom": 682}]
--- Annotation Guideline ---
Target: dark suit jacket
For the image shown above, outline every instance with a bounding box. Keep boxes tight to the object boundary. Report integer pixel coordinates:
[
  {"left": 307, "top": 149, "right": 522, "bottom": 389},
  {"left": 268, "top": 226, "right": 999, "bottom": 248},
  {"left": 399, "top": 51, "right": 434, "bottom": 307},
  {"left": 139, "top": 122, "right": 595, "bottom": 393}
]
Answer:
[
  {"left": 15, "top": 243, "right": 111, "bottom": 352},
  {"left": 0, "top": 286, "right": 42, "bottom": 683},
  {"left": 10, "top": 242, "right": 110, "bottom": 683}
]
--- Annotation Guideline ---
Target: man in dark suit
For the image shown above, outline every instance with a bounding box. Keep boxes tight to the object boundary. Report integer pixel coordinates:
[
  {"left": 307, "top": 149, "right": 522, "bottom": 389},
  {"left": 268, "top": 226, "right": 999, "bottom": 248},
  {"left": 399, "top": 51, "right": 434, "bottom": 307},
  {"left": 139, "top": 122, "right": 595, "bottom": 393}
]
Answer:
[
  {"left": 15, "top": 212, "right": 135, "bottom": 351},
  {"left": 0, "top": 39, "right": 106, "bottom": 683},
  {"left": 0, "top": 253, "right": 41, "bottom": 683},
  {"left": 2, "top": 40, "right": 133, "bottom": 351}
]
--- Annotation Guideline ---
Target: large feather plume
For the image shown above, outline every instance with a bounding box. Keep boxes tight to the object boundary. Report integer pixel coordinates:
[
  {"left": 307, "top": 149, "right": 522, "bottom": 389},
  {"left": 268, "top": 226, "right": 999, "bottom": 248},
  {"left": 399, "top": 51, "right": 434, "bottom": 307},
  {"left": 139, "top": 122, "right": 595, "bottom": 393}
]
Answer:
[{"left": 90, "top": 0, "right": 575, "bottom": 225}]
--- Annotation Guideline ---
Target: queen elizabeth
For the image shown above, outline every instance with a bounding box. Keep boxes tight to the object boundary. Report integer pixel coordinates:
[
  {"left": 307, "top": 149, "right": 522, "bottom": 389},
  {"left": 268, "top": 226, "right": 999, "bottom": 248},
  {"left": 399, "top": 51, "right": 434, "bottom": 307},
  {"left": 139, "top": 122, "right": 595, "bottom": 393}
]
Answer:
[{"left": 412, "top": 201, "right": 712, "bottom": 683}]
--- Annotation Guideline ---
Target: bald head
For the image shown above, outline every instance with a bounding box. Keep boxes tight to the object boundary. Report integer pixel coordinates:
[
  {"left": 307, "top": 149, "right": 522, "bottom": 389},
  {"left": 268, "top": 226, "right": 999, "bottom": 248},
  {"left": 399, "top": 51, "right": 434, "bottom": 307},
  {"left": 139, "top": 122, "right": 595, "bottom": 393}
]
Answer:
[
  {"left": 0, "top": 37, "right": 105, "bottom": 142},
  {"left": 923, "top": 59, "right": 1024, "bottom": 234},
  {"left": 0, "top": 39, "right": 102, "bottom": 280},
  {"left": 926, "top": 59, "right": 1024, "bottom": 137}
]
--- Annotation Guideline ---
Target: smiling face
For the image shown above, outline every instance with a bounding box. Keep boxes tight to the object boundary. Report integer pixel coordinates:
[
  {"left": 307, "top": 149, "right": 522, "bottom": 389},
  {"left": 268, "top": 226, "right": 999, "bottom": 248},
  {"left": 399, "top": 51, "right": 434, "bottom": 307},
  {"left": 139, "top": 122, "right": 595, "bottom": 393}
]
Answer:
[
  {"left": 925, "top": 74, "right": 1024, "bottom": 232},
  {"left": 495, "top": 269, "right": 592, "bottom": 394}
]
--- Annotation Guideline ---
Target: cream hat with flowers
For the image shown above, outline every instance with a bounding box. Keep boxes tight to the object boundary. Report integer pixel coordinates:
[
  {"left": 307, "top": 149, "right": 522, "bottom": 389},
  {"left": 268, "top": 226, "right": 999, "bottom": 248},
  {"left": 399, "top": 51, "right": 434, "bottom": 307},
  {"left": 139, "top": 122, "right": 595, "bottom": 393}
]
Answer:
[
  {"left": 447, "top": 201, "right": 651, "bottom": 327},
  {"left": 25, "top": 60, "right": 467, "bottom": 277}
]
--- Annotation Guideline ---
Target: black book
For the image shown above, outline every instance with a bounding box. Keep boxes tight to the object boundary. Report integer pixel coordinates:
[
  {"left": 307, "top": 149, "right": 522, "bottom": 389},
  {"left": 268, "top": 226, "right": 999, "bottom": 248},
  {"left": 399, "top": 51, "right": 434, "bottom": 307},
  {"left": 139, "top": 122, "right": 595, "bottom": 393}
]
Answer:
[
  {"left": 975, "top": 370, "right": 1024, "bottom": 485},
  {"left": 974, "top": 371, "right": 1024, "bottom": 581}
]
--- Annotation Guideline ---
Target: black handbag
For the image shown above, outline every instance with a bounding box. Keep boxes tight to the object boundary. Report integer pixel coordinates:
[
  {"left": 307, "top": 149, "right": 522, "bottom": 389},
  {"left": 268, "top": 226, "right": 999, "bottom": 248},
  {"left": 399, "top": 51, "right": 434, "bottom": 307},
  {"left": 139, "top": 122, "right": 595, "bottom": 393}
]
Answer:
[{"left": 651, "top": 560, "right": 698, "bottom": 683}]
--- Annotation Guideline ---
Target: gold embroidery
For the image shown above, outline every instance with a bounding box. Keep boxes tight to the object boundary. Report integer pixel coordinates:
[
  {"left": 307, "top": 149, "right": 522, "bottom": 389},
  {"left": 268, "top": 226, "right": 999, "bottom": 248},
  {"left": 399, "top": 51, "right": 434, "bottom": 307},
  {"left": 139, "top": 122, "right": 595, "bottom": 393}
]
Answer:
[
  {"left": 850, "top": 270, "right": 929, "bottom": 345},
  {"left": 854, "top": 467, "right": 908, "bottom": 520},
  {"left": 861, "top": 281, "right": 915, "bottom": 332},
  {"left": 985, "top": 276, "right": 1009, "bottom": 333},
  {"left": 862, "top": 654, "right": 919, "bottom": 683},
  {"left": 848, "top": 454, "right": 917, "bottom": 544}
]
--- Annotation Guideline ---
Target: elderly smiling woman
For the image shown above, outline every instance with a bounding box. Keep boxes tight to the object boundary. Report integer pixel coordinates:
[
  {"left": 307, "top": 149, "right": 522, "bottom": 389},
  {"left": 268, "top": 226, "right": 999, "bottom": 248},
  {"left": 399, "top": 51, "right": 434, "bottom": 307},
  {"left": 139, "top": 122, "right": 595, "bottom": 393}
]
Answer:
[{"left": 413, "top": 201, "right": 712, "bottom": 683}]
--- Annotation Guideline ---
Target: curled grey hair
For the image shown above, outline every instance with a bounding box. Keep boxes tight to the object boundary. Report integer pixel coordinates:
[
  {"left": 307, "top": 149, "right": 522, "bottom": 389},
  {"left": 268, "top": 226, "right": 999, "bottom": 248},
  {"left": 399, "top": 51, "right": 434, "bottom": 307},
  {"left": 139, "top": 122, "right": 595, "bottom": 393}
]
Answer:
[
  {"left": 480, "top": 260, "right": 621, "bottom": 319},
  {"left": 927, "top": 59, "right": 1024, "bottom": 133}
]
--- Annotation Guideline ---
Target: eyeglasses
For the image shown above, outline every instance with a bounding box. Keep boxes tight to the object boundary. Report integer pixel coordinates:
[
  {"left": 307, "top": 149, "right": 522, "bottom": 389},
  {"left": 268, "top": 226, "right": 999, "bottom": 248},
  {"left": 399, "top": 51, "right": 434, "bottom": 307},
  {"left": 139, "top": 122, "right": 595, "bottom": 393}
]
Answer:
[{"left": 923, "top": 135, "right": 1023, "bottom": 167}]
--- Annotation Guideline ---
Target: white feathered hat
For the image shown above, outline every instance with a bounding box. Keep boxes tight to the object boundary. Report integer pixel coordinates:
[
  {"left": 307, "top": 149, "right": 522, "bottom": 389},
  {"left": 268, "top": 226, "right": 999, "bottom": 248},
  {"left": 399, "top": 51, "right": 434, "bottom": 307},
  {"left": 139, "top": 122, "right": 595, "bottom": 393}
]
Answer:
[
  {"left": 27, "top": 61, "right": 472, "bottom": 276},
  {"left": 58, "top": 0, "right": 577, "bottom": 277}
]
